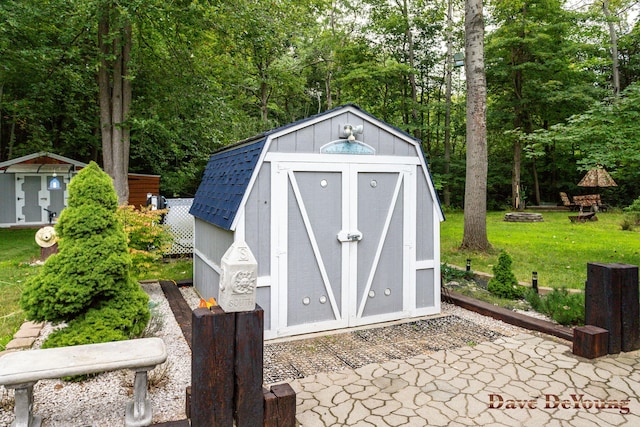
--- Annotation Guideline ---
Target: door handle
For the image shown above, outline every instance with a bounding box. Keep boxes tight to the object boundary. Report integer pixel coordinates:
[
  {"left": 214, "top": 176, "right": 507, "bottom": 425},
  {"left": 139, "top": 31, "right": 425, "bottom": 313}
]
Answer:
[{"left": 337, "top": 230, "right": 362, "bottom": 242}]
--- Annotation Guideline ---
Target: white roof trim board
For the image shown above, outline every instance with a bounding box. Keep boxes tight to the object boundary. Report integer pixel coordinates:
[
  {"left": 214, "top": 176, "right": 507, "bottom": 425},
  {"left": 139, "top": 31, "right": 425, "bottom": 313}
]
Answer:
[{"left": 0, "top": 152, "right": 88, "bottom": 173}]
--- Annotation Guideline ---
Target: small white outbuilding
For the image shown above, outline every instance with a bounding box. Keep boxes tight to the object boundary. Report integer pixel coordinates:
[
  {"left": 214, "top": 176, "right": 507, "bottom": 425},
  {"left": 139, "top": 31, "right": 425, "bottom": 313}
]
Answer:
[{"left": 190, "top": 104, "right": 444, "bottom": 339}]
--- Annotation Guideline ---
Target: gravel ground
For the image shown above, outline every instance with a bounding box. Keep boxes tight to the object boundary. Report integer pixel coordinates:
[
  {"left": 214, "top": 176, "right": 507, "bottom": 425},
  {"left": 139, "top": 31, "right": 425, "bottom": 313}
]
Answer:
[
  {"left": 0, "top": 282, "right": 191, "bottom": 427},
  {"left": 0, "top": 282, "right": 537, "bottom": 427}
]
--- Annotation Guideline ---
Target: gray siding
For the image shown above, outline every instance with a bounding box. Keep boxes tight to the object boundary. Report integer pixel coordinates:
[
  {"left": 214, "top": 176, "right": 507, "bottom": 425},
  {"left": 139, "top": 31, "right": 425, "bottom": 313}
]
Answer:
[
  {"left": 22, "top": 176, "right": 43, "bottom": 222},
  {"left": 194, "top": 256, "right": 220, "bottom": 301},
  {"left": 256, "top": 287, "right": 271, "bottom": 330},
  {"left": 47, "top": 175, "right": 67, "bottom": 218},
  {"left": 286, "top": 170, "right": 343, "bottom": 326},
  {"left": 193, "top": 219, "right": 234, "bottom": 299},
  {"left": 243, "top": 163, "right": 271, "bottom": 277},
  {"left": 268, "top": 112, "right": 415, "bottom": 156},
  {"left": 194, "top": 219, "right": 234, "bottom": 263},
  {"left": 0, "top": 174, "right": 16, "bottom": 224},
  {"left": 357, "top": 172, "right": 404, "bottom": 317},
  {"left": 416, "top": 167, "right": 435, "bottom": 261},
  {"left": 416, "top": 269, "right": 435, "bottom": 308}
]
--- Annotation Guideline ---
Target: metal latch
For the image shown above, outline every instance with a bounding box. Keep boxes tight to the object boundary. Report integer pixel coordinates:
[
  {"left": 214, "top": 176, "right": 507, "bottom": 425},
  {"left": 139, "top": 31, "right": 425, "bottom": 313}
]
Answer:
[{"left": 337, "top": 230, "right": 363, "bottom": 242}]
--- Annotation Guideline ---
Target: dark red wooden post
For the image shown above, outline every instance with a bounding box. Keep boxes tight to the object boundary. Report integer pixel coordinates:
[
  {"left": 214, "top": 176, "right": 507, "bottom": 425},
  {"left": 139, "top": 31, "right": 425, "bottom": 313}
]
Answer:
[
  {"left": 269, "top": 384, "right": 297, "bottom": 427},
  {"left": 573, "top": 325, "right": 609, "bottom": 359},
  {"left": 619, "top": 266, "right": 640, "bottom": 352},
  {"left": 585, "top": 263, "right": 640, "bottom": 354},
  {"left": 234, "top": 305, "right": 265, "bottom": 427},
  {"left": 191, "top": 306, "right": 236, "bottom": 426},
  {"left": 263, "top": 388, "right": 279, "bottom": 427}
]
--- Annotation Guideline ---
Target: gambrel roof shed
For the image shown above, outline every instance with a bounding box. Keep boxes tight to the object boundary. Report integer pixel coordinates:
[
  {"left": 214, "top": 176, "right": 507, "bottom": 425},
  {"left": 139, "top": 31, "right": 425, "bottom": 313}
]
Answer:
[{"left": 191, "top": 104, "right": 444, "bottom": 339}]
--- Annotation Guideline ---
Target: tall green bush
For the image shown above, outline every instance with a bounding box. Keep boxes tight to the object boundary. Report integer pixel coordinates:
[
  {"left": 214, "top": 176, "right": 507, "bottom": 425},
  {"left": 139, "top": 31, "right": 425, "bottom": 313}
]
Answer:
[
  {"left": 20, "top": 162, "right": 150, "bottom": 348},
  {"left": 115, "top": 205, "right": 172, "bottom": 277},
  {"left": 488, "top": 252, "right": 525, "bottom": 299}
]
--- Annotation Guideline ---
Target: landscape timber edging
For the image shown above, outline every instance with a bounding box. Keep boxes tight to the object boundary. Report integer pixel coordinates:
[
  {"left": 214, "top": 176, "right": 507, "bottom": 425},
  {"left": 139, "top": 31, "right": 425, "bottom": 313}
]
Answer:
[{"left": 443, "top": 289, "right": 574, "bottom": 342}]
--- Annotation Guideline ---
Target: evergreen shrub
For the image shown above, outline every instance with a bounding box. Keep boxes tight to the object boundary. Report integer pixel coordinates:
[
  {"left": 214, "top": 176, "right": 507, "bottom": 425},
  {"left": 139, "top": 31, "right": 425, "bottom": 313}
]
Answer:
[
  {"left": 20, "top": 162, "right": 150, "bottom": 348},
  {"left": 487, "top": 252, "right": 525, "bottom": 299},
  {"left": 525, "top": 288, "right": 585, "bottom": 326}
]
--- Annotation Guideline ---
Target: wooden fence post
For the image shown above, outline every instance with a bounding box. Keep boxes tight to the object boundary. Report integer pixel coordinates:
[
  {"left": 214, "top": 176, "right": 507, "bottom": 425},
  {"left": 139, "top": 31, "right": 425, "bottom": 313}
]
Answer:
[
  {"left": 191, "top": 306, "right": 236, "bottom": 426},
  {"left": 264, "top": 384, "right": 297, "bottom": 427},
  {"left": 585, "top": 263, "right": 640, "bottom": 354},
  {"left": 234, "top": 305, "right": 265, "bottom": 427}
]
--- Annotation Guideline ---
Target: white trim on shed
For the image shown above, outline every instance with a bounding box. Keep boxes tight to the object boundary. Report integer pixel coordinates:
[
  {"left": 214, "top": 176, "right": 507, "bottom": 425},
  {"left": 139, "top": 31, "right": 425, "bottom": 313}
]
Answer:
[{"left": 191, "top": 105, "right": 444, "bottom": 339}]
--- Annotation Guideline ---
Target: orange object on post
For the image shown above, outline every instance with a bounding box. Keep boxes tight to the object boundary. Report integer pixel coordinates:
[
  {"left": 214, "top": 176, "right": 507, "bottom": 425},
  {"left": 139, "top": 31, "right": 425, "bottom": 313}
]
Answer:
[{"left": 198, "top": 298, "right": 217, "bottom": 309}]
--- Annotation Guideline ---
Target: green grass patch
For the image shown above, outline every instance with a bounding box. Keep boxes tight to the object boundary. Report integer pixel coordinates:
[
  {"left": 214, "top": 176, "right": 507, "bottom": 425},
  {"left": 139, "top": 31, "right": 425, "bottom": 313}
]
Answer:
[
  {"left": 0, "top": 228, "right": 41, "bottom": 261},
  {"left": 139, "top": 257, "right": 194, "bottom": 283},
  {"left": 0, "top": 228, "right": 193, "bottom": 351},
  {"left": 441, "top": 210, "right": 640, "bottom": 290},
  {"left": 0, "top": 228, "right": 41, "bottom": 350}
]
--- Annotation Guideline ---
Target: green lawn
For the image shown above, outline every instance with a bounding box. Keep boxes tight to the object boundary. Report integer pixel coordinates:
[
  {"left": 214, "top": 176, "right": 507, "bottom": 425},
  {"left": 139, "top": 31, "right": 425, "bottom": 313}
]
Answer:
[
  {"left": 2, "top": 210, "right": 637, "bottom": 348},
  {"left": 440, "top": 210, "right": 640, "bottom": 290},
  {"left": 0, "top": 228, "right": 41, "bottom": 350}
]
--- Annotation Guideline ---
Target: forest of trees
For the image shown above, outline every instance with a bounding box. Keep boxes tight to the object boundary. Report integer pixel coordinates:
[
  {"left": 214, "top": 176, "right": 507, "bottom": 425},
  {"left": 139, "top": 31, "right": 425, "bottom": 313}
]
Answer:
[{"left": 1, "top": 0, "right": 639, "bottom": 208}]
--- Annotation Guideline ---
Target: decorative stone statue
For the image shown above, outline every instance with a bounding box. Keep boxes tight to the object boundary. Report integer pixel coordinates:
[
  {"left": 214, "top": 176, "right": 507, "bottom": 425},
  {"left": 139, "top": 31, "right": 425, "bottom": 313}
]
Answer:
[{"left": 218, "top": 241, "right": 258, "bottom": 312}]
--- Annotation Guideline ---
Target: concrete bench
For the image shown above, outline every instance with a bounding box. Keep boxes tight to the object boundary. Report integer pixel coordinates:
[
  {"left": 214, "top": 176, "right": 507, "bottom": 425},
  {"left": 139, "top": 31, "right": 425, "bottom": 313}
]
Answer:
[{"left": 0, "top": 337, "right": 167, "bottom": 427}]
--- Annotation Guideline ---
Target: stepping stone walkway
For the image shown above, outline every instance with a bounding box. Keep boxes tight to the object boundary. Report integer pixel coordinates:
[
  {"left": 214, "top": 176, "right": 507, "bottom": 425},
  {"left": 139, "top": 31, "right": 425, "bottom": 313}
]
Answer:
[{"left": 0, "top": 321, "right": 43, "bottom": 355}]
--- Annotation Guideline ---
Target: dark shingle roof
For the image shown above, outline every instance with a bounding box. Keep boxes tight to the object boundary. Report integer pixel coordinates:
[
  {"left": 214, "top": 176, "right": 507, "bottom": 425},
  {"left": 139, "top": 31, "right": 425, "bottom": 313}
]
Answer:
[{"left": 189, "top": 138, "right": 266, "bottom": 230}]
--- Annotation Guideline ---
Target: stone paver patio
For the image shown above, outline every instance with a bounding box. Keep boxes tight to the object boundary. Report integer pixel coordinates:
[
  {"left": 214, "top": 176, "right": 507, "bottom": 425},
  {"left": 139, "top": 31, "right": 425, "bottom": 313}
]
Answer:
[{"left": 290, "top": 333, "right": 640, "bottom": 426}]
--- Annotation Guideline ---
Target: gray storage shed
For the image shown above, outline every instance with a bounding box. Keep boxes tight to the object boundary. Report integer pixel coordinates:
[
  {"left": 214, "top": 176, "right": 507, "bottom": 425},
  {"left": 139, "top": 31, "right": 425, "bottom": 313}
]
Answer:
[
  {"left": 190, "top": 105, "right": 444, "bottom": 339},
  {"left": 0, "top": 152, "right": 161, "bottom": 228},
  {"left": 0, "top": 152, "right": 84, "bottom": 227}
]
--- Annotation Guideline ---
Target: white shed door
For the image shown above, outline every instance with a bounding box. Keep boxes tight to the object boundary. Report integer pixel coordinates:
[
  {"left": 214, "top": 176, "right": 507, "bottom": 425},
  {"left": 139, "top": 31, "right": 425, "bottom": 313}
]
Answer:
[{"left": 272, "top": 161, "right": 416, "bottom": 336}]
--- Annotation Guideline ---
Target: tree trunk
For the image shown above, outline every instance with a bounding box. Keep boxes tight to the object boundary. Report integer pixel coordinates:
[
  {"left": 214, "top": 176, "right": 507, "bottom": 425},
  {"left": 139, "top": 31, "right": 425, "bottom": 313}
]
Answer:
[
  {"left": 98, "top": 13, "right": 113, "bottom": 177},
  {"left": 98, "top": 5, "right": 131, "bottom": 205},
  {"left": 325, "top": 71, "right": 333, "bottom": 110},
  {"left": 513, "top": 139, "right": 522, "bottom": 210},
  {"left": 399, "top": 0, "right": 420, "bottom": 139},
  {"left": 122, "top": 22, "right": 132, "bottom": 200},
  {"left": 325, "top": 7, "right": 335, "bottom": 110},
  {"left": 260, "top": 76, "right": 269, "bottom": 125},
  {"left": 511, "top": 41, "right": 523, "bottom": 210},
  {"left": 532, "top": 158, "right": 540, "bottom": 206},
  {"left": 461, "top": 0, "right": 490, "bottom": 251},
  {"left": 8, "top": 109, "right": 16, "bottom": 160},
  {"left": 602, "top": 0, "right": 620, "bottom": 96},
  {"left": 443, "top": 0, "right": 454, "bottom": 207}
]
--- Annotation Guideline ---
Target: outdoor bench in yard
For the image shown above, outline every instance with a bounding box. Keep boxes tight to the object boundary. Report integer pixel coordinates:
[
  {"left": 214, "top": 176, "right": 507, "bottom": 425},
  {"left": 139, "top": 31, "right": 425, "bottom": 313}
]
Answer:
[{"left": 0, "top": 337, "right": 167, "bottom": 427}]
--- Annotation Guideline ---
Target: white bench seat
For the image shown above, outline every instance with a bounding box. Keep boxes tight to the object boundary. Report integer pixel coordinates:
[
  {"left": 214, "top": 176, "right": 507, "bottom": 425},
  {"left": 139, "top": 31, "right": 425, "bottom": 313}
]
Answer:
[{"left": 0, "top": 337, "right": 167, "bottom": 427}]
